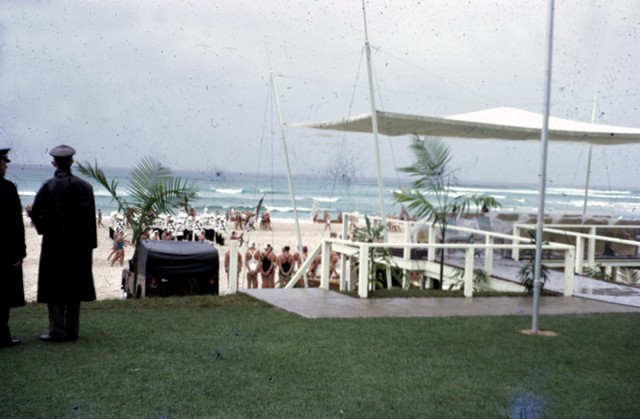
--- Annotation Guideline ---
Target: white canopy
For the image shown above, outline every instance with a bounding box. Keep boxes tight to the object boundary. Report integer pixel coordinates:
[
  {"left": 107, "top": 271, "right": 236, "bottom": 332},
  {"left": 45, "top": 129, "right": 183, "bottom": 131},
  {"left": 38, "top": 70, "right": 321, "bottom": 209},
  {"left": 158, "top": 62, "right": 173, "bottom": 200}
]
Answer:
[{"left": 290, "top": 107, "right": 640, "bottom": 145}]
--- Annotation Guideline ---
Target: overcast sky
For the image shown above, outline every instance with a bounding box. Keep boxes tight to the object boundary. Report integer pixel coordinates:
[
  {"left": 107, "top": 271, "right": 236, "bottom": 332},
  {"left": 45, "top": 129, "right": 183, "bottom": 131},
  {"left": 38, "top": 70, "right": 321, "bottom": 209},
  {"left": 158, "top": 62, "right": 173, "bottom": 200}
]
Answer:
[{"left": 1, "top": 0, "right": 638, "bottom": 189}]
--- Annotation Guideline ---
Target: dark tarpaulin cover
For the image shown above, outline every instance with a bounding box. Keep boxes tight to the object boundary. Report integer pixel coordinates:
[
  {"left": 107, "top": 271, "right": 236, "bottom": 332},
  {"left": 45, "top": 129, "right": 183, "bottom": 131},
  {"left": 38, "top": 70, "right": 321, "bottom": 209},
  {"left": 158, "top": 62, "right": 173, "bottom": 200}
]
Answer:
[{"left": 134, "top": 240, "right": 219, "bottom": 279}]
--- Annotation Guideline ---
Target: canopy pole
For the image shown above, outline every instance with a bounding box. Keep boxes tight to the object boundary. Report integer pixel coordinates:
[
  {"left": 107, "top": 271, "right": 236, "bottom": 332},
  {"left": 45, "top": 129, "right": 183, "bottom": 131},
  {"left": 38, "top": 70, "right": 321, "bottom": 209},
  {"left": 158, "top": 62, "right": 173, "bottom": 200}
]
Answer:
[
  {"left": 532, "top": 0, "right": 556, "bottom": 333},
  {"left": 582, "top": 145, "right": 592, "bottom": 216},
  {"left": 266, "top": 46, "right": 307, "bottom": 287},
  {"left": 582, "top": 98, "right": 597, "bottom": 215},
  {"left": 362, "top": 0, "right": 391, "bottom": 289}
]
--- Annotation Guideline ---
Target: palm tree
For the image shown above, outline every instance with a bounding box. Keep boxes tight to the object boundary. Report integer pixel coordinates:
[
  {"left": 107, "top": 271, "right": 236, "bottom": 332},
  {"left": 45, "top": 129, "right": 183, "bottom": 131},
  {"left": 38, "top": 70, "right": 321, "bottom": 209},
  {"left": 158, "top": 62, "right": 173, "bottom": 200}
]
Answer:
[
  {"left": 77, "top": 156, "right": 198, "bottom": 247},
  {"left": 393, "top": 136, "right": 501, "bottom": 289}
]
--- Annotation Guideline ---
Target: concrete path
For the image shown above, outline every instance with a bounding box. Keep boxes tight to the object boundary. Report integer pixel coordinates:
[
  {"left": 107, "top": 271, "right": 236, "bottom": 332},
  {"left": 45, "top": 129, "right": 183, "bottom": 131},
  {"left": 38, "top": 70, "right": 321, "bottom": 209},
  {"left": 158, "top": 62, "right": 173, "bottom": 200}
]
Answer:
[{"left": 242, "top": 288, "right": 640, "bottom": 319}]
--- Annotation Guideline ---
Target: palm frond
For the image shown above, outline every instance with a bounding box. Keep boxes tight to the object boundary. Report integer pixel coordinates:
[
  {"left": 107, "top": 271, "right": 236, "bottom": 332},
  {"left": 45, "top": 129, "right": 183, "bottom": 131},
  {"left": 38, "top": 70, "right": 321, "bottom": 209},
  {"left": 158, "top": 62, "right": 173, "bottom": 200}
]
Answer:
[
  {"left": 399, "top": 136, "right": 454, "bottom": 189},
  {"left": 77, "top": 159, "right": 123, "bottom": 211},
  {"left": 78, "top": 157, "right": 198, "bottom": 246}
]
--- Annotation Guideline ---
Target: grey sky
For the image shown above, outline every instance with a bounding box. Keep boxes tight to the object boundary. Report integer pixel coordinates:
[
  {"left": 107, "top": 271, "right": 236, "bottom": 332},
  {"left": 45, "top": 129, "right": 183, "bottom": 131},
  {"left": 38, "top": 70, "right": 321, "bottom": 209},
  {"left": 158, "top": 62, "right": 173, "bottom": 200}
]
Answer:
[{"left": 1, "top": 0, "right": 638, "bottom": 189}]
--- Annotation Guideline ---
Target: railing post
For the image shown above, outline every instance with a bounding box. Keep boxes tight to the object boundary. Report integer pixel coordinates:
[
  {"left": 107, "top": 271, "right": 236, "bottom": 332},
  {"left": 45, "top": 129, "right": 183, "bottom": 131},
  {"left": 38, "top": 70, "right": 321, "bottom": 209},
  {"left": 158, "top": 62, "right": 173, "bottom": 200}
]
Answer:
[
  {"left": 464, "top": 247, "right": 474, "bottom": 297},
  {"left": 564, "top": 247, "right": 575, "bottom": 297},
  {"left": 339, "top": 253, "right": 348, "bottom": 291},
  {"left": 428, "top": 225, "right": 436, "bottom": 262},
  {"left": 358, "top": 244, "right": 369, "bottom": 298},
  {"left": 575, "top": 236, "right": 584, "bottom": 274},
  {"left": 347, "top": 255, "right": 356, "bottom": 291},
  {"left": 484, "top": 236, "right": 494, "bottom": 276},
  {"left": 588, "top": 226, "right": 596, "bottom": 267},
  {"left": 320, "top": 240, "right": 331, "bottom": 290},
  {"left": 512, "top": 225, "right": 521, "bottom": 261},
  {"left": 403, "top": 226, "right": 412, "bottom": 289}
]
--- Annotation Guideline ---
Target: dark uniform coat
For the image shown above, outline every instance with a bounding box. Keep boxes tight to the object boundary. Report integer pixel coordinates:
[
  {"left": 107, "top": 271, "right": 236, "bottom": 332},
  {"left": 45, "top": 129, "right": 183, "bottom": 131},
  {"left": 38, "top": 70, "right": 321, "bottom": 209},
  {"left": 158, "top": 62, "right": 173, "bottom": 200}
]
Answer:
[
  {"left": 29, "top": 168, "right": 97, "bottom": 303},
  {"left": 0, "top": 175, "right": 26, "bottom": 309}
]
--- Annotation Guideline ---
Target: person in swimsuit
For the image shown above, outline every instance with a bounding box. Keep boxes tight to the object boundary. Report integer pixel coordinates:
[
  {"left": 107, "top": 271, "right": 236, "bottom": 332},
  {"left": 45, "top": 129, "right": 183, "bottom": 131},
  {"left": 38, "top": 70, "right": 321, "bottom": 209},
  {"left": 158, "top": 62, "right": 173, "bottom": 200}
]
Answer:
[
  {"left": 245, "top": 241, "right": 261, "bottom": 289},
  {"left": 97, "top": 208, "right": 105, "bottom": 228},
  {"left": 260, "top": 244, "right": 276, "bottom": 288},
  {"left": 224, "top": 232, "right": 243, "bottom": 286},
  {"left": 293, "top": 245, "right": 307, "bottom": 272},
  {"left": 110, "top": 230, "right": 126, "bottom": 267},
  {"left": 276, "top": 246, "right": 295, "bottom": 287},
  {"left": 107, "top": 229, "right": 121, "bottom": 262}
]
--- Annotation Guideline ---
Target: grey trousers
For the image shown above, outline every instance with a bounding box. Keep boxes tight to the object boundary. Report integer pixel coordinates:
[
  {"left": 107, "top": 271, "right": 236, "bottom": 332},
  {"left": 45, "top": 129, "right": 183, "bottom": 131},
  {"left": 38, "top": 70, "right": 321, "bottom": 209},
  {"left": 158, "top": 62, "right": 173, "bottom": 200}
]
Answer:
[{"left": 48, "top": 302, "right": 81, "bottom": 338}]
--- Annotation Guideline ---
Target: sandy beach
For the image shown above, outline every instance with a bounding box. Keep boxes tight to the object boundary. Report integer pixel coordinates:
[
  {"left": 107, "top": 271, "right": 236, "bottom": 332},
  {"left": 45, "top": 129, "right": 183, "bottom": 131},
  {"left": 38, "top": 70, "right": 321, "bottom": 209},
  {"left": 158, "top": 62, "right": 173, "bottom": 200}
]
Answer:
[{"left": 21, "top": 217, "right": 367, "bottom": 301}]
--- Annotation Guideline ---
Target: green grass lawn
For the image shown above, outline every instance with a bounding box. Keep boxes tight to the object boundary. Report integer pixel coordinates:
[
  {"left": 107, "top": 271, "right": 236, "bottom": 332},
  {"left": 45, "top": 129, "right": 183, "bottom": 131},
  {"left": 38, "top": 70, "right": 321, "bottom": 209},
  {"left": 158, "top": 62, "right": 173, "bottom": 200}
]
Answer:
[{"left": 2, "top": 294, "right": 639, "bottom": 418}]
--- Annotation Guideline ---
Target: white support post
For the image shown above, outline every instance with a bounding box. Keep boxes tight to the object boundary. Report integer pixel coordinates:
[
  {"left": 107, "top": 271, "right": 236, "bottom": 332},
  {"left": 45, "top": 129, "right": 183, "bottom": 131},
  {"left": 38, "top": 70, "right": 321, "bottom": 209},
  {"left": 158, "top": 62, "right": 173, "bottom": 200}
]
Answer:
[
  {"left": 575, "top": 236, "right": 584, "bottom": 273},
  {"left": 484, "top": 236, "right": 494, "bottom": 276},
  {"left": 347, "top": 256, "right": 355, "bottom": 291},
  {"left": 339, "top": 254, "right": 348, "bottom": 291},
  {"left": 227, "top": 240, "right": 239, "bottom": 295},
  {"left": 587, "top": 226, "right": 596, "bottom": 266},
  {"left": 358, "top": 244, "right": 369, "bottom": 298},
  {"left": 564, "top": 247, "right": 575, "bottom": 297},
  {"left": 464, "top": 247, "right": 474, "bottom": 297},
  {"left": 341, "top": 214, "right": 351, "bottom": 291},
  {"left": 512, "top": 226, "right": 521, "bottom": 261},
  {"left": 342, "top": 213, "right": 349, "bottom": 240},
  {"left": 428, "top": 225, "right": 436, "bottom": 262},
  {"left": 321, "top": 240, "right": 331, "bottom": 290},
  {"left": 403, "top": 226, "right": 412, "bottom": 289}
]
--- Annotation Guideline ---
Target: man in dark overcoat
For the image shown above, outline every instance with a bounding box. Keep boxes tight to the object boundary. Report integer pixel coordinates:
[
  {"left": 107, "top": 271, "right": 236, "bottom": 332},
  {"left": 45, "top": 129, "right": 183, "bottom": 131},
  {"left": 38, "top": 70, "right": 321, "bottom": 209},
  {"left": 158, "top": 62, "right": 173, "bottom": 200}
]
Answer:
[
  {"left": 0, "top": 148, "right": 26, "bottom": 348},
  {"left": 29, "top": 145, "right": 97, "bottom": 342}
]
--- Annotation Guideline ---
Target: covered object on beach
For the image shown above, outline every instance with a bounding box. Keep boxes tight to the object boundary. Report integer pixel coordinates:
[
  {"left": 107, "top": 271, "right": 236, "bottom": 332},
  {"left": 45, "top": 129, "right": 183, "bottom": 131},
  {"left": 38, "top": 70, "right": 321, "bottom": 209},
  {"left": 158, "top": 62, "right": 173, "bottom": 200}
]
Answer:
[
  {"left": 132, "top": 240, "right": 219, "bottom": 279},
  {"left": 289, "top": 106, "right": 640, "bottom": 145}
]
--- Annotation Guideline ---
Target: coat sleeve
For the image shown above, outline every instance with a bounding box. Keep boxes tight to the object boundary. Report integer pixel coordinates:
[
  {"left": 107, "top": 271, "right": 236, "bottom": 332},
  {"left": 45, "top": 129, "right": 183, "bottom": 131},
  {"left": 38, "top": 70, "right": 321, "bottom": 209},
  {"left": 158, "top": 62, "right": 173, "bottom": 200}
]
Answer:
[
  {"left": 28, "top": 183, "right": 54, "bottom": 236},
  {"left": 0, "top": 180, "right": 26, "bottom": 263}
]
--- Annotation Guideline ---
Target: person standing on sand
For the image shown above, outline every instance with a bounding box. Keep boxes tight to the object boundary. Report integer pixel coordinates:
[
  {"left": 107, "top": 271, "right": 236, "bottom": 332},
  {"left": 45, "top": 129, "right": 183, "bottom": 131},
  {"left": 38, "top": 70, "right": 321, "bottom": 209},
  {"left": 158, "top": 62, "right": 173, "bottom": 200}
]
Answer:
[
  {"left": 224, "top": 231, "right": 243, "bottom": 286},
  {"left": 97, "top": 208, "right": 104, "bottom": 228},
  {"left": 276, "top": 246, "right": 295, "bottom": 287},
  {"left": 245, "top": 241, "right": 261, "bottom": 289},
  {"left": 110, "top": 230, "right": 126, "bottom": 267},
  {"left": 293, "top": 245, "right": 307, "bottom": 272},
  {"left": 260, "top": 244, "right": 276, "bottom": 288},
  {"left": 0, "top": 148, "right": 26, "bottom": 348},
  {"left": 29, "top": 145, "right": 97, "bottom": 343}
]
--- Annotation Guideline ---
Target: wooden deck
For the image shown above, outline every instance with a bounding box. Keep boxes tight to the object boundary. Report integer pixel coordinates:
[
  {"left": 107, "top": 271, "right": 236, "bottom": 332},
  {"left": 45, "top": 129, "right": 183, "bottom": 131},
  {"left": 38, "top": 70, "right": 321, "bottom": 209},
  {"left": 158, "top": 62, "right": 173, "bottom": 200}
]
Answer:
[{"left": 446, "top": 253, "right": 640, "bottom": 308}]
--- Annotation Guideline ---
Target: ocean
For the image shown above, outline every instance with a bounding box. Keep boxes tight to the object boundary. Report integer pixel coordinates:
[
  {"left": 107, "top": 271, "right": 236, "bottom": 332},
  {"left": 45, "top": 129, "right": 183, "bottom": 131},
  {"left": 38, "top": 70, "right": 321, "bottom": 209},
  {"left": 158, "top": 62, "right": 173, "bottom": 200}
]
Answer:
[{"left": 8, "top": 164, "right": 640, "bottom": 222}]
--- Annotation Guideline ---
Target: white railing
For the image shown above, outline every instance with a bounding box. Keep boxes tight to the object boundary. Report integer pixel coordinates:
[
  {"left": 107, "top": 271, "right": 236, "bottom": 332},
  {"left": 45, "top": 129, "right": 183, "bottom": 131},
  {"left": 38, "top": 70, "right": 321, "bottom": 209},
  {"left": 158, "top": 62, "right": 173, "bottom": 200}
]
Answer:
[
  {"left": 230, "top": 213, "right": 636, "bottom": 299},
  {"left": 512, "top": 224, "right": 640, "bottom": 272},
  {"left": 284, "top": 237, "right": 576, "bottom": 299}
]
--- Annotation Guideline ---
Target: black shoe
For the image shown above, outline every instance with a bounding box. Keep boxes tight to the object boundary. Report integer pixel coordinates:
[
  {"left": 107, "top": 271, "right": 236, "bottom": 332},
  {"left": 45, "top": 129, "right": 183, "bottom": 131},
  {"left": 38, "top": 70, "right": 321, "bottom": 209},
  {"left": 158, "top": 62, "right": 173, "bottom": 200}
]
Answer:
[
  {"left": 39, "top": 334, "right": 68, "bottom": 343},
  {"left": 0, "top": 339, "right": 21, "bottom": 348}
]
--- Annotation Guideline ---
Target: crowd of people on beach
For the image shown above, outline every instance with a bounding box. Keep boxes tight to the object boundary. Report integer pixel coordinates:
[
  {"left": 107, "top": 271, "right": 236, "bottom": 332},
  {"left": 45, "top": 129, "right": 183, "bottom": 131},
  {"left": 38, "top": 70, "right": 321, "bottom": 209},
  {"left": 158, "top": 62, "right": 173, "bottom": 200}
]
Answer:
[
  {"left": 99, "top": 201, "right": 341, "bottom": 290},
  {"left": 224, "top": 236, "right": 340, "bottom": 289}
]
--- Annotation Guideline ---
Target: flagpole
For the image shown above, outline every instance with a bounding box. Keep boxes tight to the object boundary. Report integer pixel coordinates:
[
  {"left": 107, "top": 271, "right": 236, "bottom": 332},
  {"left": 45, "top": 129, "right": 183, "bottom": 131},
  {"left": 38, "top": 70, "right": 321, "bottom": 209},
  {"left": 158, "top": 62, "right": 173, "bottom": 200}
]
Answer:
[
  {"left": 266, "top": 46, "right": 307, "bottom": 287},
  {"left": 532, "top": 0, "right": 555, "bottom": 333}
]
